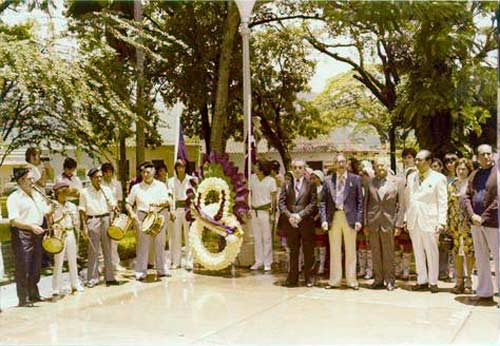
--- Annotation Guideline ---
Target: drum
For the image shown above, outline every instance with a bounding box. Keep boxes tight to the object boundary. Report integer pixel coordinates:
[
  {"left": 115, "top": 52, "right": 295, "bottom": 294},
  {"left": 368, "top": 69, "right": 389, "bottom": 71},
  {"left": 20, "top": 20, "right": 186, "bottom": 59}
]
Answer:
[
  {"left": 42, "top": 224, "right": 65, "bottom": 254},
  {"left": 107, "top": 214, "right": 132, "bottom": 241},
  {"left": 141, "top": 212, "right": 165, "bottom": 237}
]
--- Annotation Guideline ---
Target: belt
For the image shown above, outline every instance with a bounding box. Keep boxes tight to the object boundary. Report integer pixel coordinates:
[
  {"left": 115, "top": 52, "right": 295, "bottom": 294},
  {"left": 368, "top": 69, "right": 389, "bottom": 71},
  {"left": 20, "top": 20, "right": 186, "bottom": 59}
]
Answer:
[
  {"left": 176, "top": 200, "right": 187, "bottom": 208},
  {"left": 252, "top": 203, "right": 272, "bottom": 211},
  {"left": 335, "top": 207, "right": 344, "bottom": 212},
  {"left": 87, "top": 213, "right": 110, "bottom": 219}
]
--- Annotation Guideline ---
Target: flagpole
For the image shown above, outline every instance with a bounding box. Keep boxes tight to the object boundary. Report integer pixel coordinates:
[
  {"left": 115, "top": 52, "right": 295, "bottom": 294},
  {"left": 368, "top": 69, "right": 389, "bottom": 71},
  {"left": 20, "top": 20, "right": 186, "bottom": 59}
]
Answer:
[{"left": 172, "top": 112, "right": 181, "bottom": 211}]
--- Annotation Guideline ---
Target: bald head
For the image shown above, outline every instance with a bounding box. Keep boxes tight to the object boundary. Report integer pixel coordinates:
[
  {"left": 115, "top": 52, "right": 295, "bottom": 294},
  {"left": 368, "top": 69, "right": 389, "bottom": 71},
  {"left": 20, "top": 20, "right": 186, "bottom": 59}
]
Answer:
[{"left": 477, "top": 144, "right": 494, "bottom": 169}]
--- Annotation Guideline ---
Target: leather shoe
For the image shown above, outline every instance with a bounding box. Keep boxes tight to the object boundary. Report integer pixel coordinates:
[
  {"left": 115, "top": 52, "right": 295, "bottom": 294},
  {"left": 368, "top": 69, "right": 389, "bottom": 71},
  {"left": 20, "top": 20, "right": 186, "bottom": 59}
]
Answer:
[
  {"left": 412, "top": 283, "right": 429, "bottom": 291},
  {"left": 469, "top": 295, "right": 494, "bottom": 303},
  {"left": 305, "top": 280, "right": 314, "bottom": 288},
  {"left": 429, "top": 284, "right": 439, "bottom": 293},
  {"left": 281, "top": 281, "right": 298, "bottom": 288},
  {"left": 18, "top": 301, "right": 34, "bottom": 307},
  {"left": 30, "top": 296, "right": 46, "bottom": 302},
  {"left": 349, "top": 285, "right": 360, "bottom": 291},
  {"left": 106, "top": 280, "right": 120, "bottom": 286},
  {"left": 369, "top": 282, "right": 385, "bottom": 290},
  {"left": 386, "top": 283, "right": 396, "bottom": 291}
]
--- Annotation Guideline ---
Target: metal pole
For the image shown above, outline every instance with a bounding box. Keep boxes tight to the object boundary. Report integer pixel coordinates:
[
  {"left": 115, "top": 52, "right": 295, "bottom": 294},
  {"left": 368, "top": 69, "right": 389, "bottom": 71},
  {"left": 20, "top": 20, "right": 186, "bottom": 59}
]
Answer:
[{"left": 240, "top": 20, "right": 252, "bottom": 204}]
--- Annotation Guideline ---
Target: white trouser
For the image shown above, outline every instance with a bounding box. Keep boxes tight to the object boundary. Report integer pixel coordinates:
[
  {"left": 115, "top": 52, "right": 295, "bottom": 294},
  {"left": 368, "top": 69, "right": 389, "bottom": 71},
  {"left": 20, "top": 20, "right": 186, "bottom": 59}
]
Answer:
[
  {"left": 329, "top": 211, "right": 357, "bottom": 287},
  {"left": 53, "top": 231, "right": 79, "bottom": 292},
  {"left": 135, "top": 211, "right": 167, "bottom": 276},
  {"left": 409, "top": 228, "right": 439, "bottom": 285},
  {"left": 251, "top": 210, "right": 273, "bottom": 267},
  {"left": 169, "top": 208, "right": 192, "bottom": 267},
  {"left": 111, "top": 240, "right": 121, "bottom": 267},
  {"left": 471, "top": 225, "right": 499, "bottom": 297}
]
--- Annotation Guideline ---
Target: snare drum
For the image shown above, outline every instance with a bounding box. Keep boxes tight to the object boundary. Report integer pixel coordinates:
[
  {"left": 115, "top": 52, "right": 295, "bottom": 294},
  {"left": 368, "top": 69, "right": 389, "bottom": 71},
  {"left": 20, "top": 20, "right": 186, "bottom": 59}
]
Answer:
[
  {"left": 42, "top": 224, "right": 65, "bottom": 254},
  {"left": 107, "top": 214, "right": 132, "bottom": 241},
  {"left": 141, "top": 212, "right": 165, "bottom": 237}
]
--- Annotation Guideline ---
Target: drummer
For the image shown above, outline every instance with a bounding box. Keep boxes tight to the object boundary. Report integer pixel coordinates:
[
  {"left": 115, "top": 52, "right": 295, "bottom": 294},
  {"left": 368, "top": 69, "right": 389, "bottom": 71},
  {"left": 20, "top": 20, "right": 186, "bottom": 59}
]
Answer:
[
  {"left": 7, "top": 168, "right": 54, "bottom": 307},
  {"left": 51, "top": 181, "right": 84, "bottom": 297},
  {"left": 126, "top": 161, "right": 172, "bottom": 281},
  {"left": 79, "top": 168, "right": 118, "bottom": 288}
]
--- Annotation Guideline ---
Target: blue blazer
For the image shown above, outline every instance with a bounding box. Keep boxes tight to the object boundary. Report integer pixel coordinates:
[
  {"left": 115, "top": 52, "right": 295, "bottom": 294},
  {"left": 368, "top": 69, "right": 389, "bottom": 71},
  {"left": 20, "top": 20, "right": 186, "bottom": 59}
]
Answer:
[{"left": 320, "top": 172, "right": 363, "bottom": 228}]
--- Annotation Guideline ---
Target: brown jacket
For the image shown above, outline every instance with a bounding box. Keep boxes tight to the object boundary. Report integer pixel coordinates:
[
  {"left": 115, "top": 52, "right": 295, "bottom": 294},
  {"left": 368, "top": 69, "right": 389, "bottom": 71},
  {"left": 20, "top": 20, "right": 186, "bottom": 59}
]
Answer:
[
  {"left": 363, "top": 175, "right": 405, "bottom": 232},
  {"left": 463, "top": 164, "right": 498, "bottom": 228}
]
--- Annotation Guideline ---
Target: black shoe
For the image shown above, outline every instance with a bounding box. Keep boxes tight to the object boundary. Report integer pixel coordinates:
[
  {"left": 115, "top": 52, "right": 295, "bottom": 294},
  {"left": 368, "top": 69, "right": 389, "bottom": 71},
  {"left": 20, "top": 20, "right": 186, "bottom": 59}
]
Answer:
[
  {"left": 30, "top": 296, "right": 46, "bottom": 302},
  {"left": 106, "top": 280, "right": 120, "bottom": 286},
  {"left": 158, "top": 273, "right": 172, "bottom": 278},
  {"left": 429, "top": 284, "right": 439, "bottom": 293},
  {"left": 386, "top": 283, "right": 396, "bottom": 291},
  {"left": 18, "top": 300, "right": 34, "bottom": 307},
  {"left": 452, "top": 284, "right": 465, "bottom": 295},
  {"left": 369, "top": 282, "right": 385, "bottom": 290},
  {"left": 282, "top": 281, "right": 298, "bottom": 288},
  {"left": 412, "top": 283, "right": 429, "bottom": 291}
]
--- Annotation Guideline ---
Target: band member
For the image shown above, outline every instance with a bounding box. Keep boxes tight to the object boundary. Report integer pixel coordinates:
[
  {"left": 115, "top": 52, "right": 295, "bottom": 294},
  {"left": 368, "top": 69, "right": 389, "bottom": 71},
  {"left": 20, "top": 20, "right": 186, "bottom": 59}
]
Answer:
[
  {"left": 51, "top": 182, "right": 84, "bottom": 296},
  {"left": 279, "top": 160, "right": 316, "bottom": 287},
  {"left": 79, "top": 168, "right": 118, "bottom": 287},
  {"left": 25, "top": 147, "right": 51, "bottom": 188},
  {"left": 404, "top": 150, "right": 448, "bottom": 293},
  {"left": 168, "top": 159, "right": 193, "bottom": 270},
  {"left": 101, "top": 162, "right": 125, "bottom": 271},
  {"left": 365, "top": 159, "right": 404, "bottom": 291},
  {"left": 55, "top": 157, "right": 83, "bottom": 201},
  {"left": 463, "top": 144, "right": 498, "bottom": 303},
  {"left": 249, "top": 160, "right": 277, "bottom": 272},
  {"left": 126, "top": 161, "right": 172, "bottom": 280},
  {"left": 321, "top": 153, "right": 364, "bottom": 290},
  {"left": 7, "top": 168, "right": 54, "bottom": 306}
]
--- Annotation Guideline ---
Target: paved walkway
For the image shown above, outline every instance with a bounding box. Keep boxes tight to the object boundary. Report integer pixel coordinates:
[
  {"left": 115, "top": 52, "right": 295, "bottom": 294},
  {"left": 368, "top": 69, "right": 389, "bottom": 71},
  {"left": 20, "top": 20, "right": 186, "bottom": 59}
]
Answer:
[{"left": 1, "top": 268, "right": 499, "bottom": 346}]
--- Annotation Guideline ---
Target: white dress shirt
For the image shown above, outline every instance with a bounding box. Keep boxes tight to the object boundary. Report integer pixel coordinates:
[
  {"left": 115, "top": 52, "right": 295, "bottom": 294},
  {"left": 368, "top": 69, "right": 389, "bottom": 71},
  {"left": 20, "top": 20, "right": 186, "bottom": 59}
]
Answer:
[
  {"left": 250, "top": 174, "right": 277, "bottom": 207},
  {"left": 7, "top": 188, "right": 50, "bottom": 226},
  {"left": 79, "top": 185, "right": 116, "bottom": 216},
  {"left": 56, "top": 173, "right": 83, "bottom": 191},
  {"left": 53, "top": 200, "right": 80, "bottom": 229},
  {"left": 27, "top": 162, "right": 42, "bottom": 183},
  {"left": 127, "top": 179, "right": 172, "bottom": 212},
  {"left": 102, "top": 178, "right": 123, "bottom": 202},
  {"left": 168, "top": 175, "right": 192, "bottom": 202}
]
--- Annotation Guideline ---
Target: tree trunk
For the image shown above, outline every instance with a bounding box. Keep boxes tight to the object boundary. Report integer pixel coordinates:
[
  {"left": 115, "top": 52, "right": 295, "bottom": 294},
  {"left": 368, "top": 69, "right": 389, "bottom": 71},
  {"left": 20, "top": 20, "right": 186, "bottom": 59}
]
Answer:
[
  {"left": 388, "top": 125, "right": 396, "bottom": 173},
  {"left": 415, "top": 110, "right": 453, "bottom": 159},
  {"left": 200, "top": 103, "right": 211, "bottom": 154},
  {"left": 210, "top": 2, "right": 240, "bottom": 155},
  {"left": 118, "top": 129, "right": 128, "bottom": 210}
]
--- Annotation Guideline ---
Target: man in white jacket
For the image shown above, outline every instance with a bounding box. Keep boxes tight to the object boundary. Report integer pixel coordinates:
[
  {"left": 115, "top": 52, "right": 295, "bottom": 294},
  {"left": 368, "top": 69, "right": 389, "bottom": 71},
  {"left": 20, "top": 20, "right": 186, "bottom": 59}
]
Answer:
[{"left": 404, "top": 150, "right": 448, "bottom": 293}]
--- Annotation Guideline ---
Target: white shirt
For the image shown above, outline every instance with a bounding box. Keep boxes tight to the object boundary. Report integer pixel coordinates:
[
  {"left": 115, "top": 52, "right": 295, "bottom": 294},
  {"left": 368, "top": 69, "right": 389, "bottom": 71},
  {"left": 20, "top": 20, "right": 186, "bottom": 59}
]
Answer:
[
  {"left": 79, "top": 185, "right": 116, "bottom": 216},
  {"left": 294, "top": 176, "right": 304, "bottom": 198},
  {"left": 53, "top": 200, "right": 80, "bottom": 229},
  {"left": 102, "top": 178, "right": 123, "bottom": 202},
  {"left": 56, "top": 173, "right": 83, "bottom": 191},
  {"left": 127, "top": 179, "right": 172, "bottom": 212},
  {"left": 27, "top": 162, "right": 42, "bottom": 183},
  {"left": 7, "top": 188, "right": 50, "bottom": 226},
  {"left": 250, "top": 174, "right": 277, "bottom": 207},
  {"left": 168, "top": 175, "right": 192, "bottom": 202}
]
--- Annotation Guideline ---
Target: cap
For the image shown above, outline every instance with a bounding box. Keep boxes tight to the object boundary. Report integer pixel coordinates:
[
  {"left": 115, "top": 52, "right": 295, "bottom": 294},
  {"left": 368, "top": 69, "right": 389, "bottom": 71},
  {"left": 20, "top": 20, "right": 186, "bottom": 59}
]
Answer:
[
  {"left": 87, "top": 168, "right": 100, "bottom": 178},
  {"left": 138, "top": 161, "right": 154, "bottom": 171},
  {"left": 13, "top": 168, "right": 30, "bottom": 182},
  {"left": 311, "top": 170, "right": 325, "bottom": 183},
  {"left": 53, "top": 181, "right": 70, "bottom": 191}
]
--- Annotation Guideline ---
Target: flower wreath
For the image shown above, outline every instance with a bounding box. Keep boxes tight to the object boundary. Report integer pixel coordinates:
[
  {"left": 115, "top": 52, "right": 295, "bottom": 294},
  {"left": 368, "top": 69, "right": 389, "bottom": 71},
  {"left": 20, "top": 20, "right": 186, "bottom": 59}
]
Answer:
[{"left": 188, "top": 152, "right": 249, "bottom": 271}]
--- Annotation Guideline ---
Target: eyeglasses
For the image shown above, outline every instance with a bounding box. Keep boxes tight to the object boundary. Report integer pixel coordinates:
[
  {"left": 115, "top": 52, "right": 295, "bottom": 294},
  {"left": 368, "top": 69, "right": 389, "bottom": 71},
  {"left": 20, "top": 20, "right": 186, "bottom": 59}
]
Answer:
[{"left": 292, "top": 166, "right": 304, "bottom": 169}]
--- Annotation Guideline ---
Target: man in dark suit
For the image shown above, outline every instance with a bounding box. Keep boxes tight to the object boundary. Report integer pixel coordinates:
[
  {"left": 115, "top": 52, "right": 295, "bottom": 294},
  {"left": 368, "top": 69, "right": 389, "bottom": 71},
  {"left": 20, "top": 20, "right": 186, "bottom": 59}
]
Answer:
[
  {"left": 279, "top": 160, "right": 317, "bottom": 287},
  {"left": 320, "top": 153, "right": 363, "bottom": 289},
  {"left": 364, "top": 159, "right": 404, "bottom": 291}
]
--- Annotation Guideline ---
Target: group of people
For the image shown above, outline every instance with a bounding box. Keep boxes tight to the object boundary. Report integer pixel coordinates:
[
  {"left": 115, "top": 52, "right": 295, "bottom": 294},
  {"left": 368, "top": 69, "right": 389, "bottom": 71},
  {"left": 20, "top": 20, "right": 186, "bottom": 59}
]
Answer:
[
  {"left": 249, "top": 144, "right": 498, "bottom": 304},
  {"left": 1, "top": 143, "right": 498, "bottom": 309},
  {"left": 3, "top": 147, "right": 195, "bottom": 307}
]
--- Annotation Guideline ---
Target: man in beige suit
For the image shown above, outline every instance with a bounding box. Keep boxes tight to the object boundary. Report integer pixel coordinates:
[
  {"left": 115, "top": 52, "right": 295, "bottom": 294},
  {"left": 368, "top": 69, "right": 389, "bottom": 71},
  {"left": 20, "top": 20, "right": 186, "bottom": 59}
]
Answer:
[
  {"left": 404, "top": 150, "right": 448, "bottom": 293},
  {"left": 364, "top": 159, "right": 405, "bottom": 291}
]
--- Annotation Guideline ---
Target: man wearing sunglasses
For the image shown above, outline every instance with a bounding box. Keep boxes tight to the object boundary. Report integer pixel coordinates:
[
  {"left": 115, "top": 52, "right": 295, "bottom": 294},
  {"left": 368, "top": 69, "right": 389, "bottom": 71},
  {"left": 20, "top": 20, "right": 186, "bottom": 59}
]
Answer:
[{"left": 279, "top": 160, "right": 317, "bottom": 287}]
